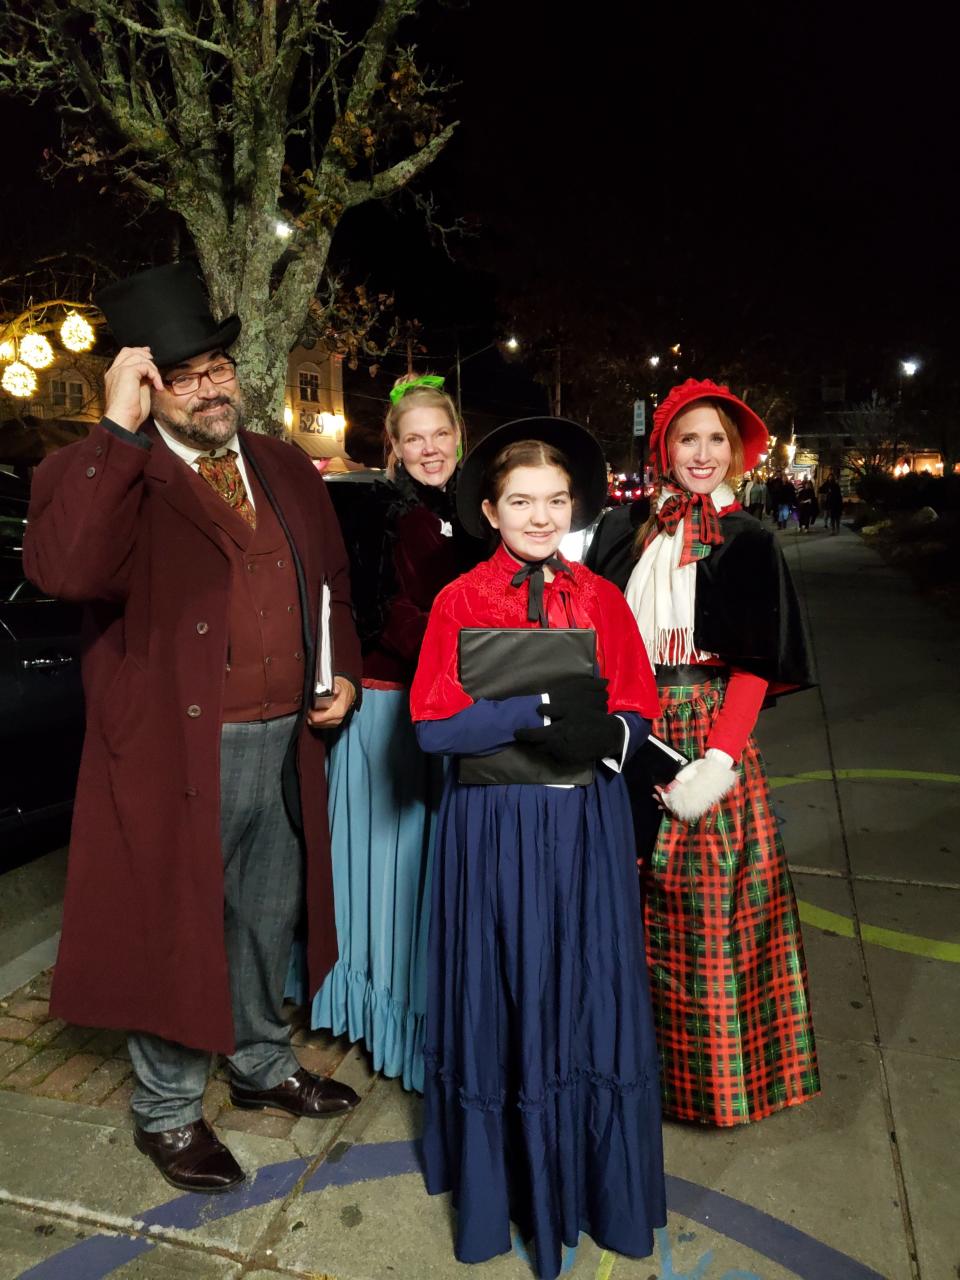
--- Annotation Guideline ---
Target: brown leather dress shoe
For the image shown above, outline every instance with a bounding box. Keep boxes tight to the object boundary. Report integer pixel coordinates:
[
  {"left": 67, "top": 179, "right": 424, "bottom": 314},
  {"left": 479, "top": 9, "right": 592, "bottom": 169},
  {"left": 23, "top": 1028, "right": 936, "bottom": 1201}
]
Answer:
[
  {"left": 230, "top": 1067, "right": 359, "bottom": 1118},
  {"left": 133, "top": 1120, "right": 244, "bottom": 1194}
]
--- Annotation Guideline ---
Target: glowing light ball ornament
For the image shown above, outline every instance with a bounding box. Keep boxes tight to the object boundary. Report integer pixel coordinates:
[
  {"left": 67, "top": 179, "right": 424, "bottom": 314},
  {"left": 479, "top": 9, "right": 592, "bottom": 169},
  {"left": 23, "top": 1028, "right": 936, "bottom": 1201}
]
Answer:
[
  {"left": 19, "top": 332, "right": 55, "bottom": 369},
  {"left": 0, "top": 339, "right": 15, "bottom": 362},
  {"left": 60, "top": 311, "right": 95, "bottom": 353},
  {"left": 2, "top": 360, "right": 38, "bottom": 398}
]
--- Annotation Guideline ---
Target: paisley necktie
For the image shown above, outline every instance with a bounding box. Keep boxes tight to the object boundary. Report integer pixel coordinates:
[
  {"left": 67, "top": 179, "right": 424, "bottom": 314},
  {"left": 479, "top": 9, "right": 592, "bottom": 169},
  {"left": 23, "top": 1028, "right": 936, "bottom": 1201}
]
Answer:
[{"left": 196, "top": 451, "right": 256, "bottom": 529}]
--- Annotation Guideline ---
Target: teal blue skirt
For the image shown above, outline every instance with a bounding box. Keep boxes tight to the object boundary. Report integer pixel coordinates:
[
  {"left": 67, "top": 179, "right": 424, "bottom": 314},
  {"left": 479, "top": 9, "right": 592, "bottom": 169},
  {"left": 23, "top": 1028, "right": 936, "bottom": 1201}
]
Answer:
[{"left": 300, "top": 685, "right": 443, "bottom": 1092}]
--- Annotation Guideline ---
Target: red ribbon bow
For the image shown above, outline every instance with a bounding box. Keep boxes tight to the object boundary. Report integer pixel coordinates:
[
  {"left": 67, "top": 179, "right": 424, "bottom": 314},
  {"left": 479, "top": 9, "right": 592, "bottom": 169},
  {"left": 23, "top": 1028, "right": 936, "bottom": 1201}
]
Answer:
[{"left": 653, "top": 484, "right": 724, "bottom": 566}]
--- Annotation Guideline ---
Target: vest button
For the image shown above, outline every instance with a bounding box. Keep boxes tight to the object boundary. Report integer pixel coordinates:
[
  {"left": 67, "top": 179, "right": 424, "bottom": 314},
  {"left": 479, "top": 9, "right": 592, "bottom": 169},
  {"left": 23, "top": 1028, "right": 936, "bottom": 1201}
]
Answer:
[
  {"left": 246, "top": 562, "right": 256, "bottom": 572},
  {"left": 94, "top": 445, "right": 103, "bottom": 456},
  {"left": 277, "top": 558, "right": 286, "bottom": 569},
  {"left": 185, "top": 786, "right": 198, "bottom": 797},
  {"left": 186, "top": 704, "right": 202, "bottom": 718},
  {"left": 259, "top": 608, "right": 268, "bottom": 618},
  {"left": 263, "top": 701, "right": 271, "bottom": 711},
  {"left": 287, "top": 604, "right": 295, "bottom": 613},
  {"left": 294, "top": 651, "right": 303, "bottom": 662},
  {"left": 264, "top": 656, "right": 273, "bottom": 666},
  {"left": 85, "top": 466, "right": 97, "bottom": 478},
  {"left": 196, "top": 621, "right": 209, "bottom": 635}
]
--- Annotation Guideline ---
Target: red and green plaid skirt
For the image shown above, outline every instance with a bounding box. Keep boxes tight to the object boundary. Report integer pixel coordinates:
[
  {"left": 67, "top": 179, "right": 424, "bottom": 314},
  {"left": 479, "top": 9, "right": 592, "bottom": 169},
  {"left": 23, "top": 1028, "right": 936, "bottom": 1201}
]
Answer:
[{"left": 642, "top": 675, "right": 820, "bottom": 1126}]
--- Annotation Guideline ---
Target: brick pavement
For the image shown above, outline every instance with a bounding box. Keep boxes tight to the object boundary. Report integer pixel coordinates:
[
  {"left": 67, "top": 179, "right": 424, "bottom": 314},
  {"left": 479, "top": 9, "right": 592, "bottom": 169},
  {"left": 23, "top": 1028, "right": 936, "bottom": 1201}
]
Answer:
[{"left": 0, "top": 968, "right": 351, "bottom": 1139}]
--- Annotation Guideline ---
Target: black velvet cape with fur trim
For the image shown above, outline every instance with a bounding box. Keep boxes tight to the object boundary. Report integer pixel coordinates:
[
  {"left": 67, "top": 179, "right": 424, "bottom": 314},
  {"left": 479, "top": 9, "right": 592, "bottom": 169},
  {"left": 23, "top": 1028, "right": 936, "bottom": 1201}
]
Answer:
[{"left": 584, "top": 500, "right": 813, "bottom": 694}]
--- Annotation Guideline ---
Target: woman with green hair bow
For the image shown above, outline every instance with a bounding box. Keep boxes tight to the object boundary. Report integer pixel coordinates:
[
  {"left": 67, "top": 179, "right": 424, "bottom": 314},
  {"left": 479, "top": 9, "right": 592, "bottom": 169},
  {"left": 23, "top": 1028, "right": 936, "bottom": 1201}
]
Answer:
[{"left": 301, "top": 372, "right": 483, "bottom": 1091}]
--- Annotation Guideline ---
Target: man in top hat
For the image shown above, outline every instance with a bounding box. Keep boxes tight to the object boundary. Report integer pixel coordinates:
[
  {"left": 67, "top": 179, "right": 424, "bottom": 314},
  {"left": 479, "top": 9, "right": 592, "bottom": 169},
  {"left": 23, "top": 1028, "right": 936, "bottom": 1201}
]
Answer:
[{"left": 24, "top": 261, "right": 363, "bottom": 1193}]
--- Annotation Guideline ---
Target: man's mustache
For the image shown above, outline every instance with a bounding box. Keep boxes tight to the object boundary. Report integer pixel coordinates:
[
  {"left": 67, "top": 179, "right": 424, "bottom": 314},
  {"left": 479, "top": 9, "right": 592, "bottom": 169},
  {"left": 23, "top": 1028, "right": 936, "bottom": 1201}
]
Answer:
[{"left": 187, "top": 395, "right": 234, "bottom": 415}]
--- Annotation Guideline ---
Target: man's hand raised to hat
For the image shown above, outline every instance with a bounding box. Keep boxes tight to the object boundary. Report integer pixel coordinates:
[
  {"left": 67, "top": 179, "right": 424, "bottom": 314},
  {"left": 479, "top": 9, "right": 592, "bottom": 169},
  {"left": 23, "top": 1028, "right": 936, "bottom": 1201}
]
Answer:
[{"left": 103, "top": 346, "right": 165, "bottom": 433}]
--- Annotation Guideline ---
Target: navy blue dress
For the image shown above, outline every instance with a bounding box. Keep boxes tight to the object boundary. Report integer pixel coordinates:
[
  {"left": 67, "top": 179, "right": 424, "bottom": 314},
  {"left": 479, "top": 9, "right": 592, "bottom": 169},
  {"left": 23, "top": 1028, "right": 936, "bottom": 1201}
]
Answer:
[{"left": 411, "top": 549, "right": 666, "bottom": 1280}]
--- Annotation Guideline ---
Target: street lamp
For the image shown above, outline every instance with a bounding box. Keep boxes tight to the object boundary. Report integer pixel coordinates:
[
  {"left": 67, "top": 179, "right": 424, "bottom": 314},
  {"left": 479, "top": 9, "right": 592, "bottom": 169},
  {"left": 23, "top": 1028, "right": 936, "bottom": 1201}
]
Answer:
[
  {"left": 896, "top": 357, "right": 921, "bottom": 412},
  {"left": 648, "top": 355, "right": 660, "bottom": 368}
]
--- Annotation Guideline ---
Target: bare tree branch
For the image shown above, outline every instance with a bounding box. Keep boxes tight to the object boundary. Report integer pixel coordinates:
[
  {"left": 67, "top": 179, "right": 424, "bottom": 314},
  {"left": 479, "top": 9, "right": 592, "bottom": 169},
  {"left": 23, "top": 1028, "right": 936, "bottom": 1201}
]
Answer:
[
  {"left": 345, "top": 122, "right": 456, "bottom": 204},
  {"left": 95, "top": 2, "right": 232, "bottom": 57}
]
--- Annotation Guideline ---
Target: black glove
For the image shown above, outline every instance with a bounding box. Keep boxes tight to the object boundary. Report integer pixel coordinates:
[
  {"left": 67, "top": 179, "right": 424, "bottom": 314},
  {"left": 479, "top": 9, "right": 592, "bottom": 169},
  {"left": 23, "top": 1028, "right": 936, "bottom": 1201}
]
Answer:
[
  {"left": 515, "top": 710, "right": 624, "bottom": 765},
  {"left": 536, "top": 674, "right": 609, "bottom": 722}
]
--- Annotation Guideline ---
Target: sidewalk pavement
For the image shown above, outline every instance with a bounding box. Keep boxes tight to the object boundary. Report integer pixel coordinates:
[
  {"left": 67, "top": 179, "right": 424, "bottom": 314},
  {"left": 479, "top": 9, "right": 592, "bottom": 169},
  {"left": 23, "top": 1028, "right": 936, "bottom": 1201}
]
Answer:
[{"left": 1, "top": 523, "right": 958, "bottom": 1280}]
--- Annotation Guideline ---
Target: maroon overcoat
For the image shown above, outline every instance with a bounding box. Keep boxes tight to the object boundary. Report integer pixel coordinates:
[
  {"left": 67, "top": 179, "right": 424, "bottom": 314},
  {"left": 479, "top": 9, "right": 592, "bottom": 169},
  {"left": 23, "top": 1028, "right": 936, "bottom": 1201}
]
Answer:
[{"left": 23, "top": 419, "right": 361, "bottom": 1053}]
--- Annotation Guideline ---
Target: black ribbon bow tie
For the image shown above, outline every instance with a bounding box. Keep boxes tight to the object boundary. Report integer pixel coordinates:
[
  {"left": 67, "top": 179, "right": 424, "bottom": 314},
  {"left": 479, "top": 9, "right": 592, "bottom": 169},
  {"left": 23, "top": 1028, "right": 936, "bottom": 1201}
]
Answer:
[{"left": 510, "top": 555, "right": 572, "bottom": 627}]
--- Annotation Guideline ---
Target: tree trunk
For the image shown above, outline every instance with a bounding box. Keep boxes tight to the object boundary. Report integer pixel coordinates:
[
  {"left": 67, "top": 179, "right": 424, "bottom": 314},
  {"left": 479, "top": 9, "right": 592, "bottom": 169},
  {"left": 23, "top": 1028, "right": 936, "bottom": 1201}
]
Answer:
[{"left": 233, "top": 325, "right": 289, "bottom": 436}]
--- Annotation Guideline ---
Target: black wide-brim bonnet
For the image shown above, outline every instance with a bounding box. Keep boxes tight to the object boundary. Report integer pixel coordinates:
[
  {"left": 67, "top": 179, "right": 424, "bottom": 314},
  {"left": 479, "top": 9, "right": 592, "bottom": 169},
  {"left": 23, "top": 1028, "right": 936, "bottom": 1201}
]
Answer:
[
  {"left": 95, "top": 261, "right": 241, "bottom": 368},
  {"left": 456, "top": 416, "right": 607, "bottom": 540}
]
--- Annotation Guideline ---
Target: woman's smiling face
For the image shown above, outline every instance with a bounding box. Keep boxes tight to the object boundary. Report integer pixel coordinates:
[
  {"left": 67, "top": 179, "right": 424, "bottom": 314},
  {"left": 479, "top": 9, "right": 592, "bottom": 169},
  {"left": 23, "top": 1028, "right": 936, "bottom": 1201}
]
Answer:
[
  {"left": 667, "top": 403, "right": 733, "bottom": 495},
  {"left": 391, "top": 405, "right": 459, "bottom": 487},
  {"left": 481, "top": 463, "right": 573, "bottom": 560}
]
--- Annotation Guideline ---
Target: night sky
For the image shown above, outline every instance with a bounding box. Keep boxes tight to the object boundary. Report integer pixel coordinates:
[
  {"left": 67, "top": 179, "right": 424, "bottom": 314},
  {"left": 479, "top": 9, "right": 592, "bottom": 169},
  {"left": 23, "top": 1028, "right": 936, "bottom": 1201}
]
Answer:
[{"left": 2, "top": 2, "right": 955, "bottom": 427}]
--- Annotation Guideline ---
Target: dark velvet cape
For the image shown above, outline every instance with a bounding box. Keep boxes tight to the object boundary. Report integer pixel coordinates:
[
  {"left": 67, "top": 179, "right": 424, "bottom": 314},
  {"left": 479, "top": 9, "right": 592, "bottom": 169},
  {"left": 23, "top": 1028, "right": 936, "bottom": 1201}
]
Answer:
[
  {"left": 584, "top": 501, "right": 813, "bottom": 695},
  {"left": 326, "top": 466, "right": 482, "bottom": 657}
]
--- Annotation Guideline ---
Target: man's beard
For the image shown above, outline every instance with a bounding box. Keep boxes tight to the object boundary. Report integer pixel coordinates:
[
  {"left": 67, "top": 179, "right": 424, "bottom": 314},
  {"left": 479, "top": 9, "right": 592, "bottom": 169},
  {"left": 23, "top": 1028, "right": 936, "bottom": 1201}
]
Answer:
[{"left": 154, "top": 392, "right": 245, "bottom": 448}]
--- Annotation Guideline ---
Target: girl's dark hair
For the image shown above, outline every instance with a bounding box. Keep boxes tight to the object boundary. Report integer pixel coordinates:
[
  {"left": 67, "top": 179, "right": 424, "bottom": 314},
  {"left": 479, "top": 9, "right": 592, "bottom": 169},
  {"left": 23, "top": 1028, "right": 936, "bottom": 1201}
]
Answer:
[{"left": 481, "top": 439, "right": 574, "bottom": 506}]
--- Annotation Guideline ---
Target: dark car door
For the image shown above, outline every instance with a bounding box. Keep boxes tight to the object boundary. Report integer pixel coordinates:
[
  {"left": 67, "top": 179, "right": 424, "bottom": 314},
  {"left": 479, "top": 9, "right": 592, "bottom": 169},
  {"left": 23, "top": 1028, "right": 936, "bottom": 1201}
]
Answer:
[{"left": 0, "top": 497, "right": 84, "bottom": 835}]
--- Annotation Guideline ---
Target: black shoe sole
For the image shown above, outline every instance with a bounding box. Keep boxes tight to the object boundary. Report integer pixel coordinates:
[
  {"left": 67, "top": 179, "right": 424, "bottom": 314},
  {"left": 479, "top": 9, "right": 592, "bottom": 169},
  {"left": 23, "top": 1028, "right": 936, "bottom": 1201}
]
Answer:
[{"left": 229, "top": 1093, "right": 356, "bottom": 1117}]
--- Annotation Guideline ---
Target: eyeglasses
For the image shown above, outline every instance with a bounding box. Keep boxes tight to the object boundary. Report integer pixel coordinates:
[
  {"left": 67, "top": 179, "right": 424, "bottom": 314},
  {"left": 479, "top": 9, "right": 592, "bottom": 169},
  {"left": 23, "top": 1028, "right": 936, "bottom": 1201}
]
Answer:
[{"left": 162, "top": 359, "right": 237, "bottom": 396}]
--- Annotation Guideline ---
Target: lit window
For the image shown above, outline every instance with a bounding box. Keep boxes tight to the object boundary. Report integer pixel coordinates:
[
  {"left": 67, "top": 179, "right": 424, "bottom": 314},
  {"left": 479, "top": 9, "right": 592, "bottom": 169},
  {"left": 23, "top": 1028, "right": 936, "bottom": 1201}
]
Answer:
[
  {"left": 298, "top": 370, "right": 320, "bottom": 403},
  {"left": 51, "top": 379, "right": 86, "bottom": 412}
]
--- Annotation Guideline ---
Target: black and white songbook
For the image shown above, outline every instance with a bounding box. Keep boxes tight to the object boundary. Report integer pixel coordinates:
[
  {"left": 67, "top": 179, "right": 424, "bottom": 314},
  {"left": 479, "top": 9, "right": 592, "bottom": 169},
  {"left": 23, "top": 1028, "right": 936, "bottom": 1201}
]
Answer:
[
  {"left": 635, "top": 733, "right": 688, "bottom": 786},
  {"left": 313, "top": 581, "right": 336, "bottom": 706}
]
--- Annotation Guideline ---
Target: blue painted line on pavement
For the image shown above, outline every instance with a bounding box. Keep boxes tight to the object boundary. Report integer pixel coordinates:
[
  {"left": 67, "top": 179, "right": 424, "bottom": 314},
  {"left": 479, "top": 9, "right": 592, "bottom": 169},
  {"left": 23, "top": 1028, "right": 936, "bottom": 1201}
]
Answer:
[
  {"left": 16, "top": 1235, "right": 149, "bottom": 1280},
  {"left": 15, "top": 1157, "right": 308, "bottom": 1280},
  {"left": 666, "top": 1175, "right": 886, "bottom": 1280},
  {"left": 303, "top": 1138, "right": 421, "bottom": 1192},
  {"left": 14, "top": 1141, "right": 887, "bottom": 1280}
]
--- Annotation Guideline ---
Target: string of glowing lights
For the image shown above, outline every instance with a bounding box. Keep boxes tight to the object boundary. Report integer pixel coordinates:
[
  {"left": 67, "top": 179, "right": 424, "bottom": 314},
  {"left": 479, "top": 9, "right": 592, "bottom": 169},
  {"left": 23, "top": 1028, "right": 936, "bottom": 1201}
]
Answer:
[
  {"left": 0, "top": 307, "right": 97, "bottom": 396},
  {"left": 1, "top": 361, "right": 38, "bottom": 398}
]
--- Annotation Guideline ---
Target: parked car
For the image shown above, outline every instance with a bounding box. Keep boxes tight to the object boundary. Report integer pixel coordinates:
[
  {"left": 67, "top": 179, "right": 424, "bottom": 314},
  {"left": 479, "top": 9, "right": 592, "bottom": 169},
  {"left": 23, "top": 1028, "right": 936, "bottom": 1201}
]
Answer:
[
  {"left": 0, "top": 486, "right": 84, "bottom": 844},
  {"left": 607, "top": 473, "right": 654, "bottom": 506}
]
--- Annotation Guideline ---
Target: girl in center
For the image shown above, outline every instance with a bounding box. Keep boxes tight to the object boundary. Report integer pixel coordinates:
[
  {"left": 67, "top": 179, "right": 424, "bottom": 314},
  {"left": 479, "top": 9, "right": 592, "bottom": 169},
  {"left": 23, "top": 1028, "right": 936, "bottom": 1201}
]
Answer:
[{"left": 410, "top": 418, "right": 666, "bottom": 1280}]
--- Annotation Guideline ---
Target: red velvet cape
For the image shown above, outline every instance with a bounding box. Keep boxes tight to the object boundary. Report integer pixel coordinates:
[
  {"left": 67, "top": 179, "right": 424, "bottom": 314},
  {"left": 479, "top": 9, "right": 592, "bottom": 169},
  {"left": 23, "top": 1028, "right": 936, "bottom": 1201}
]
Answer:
[{"left": 410, "top": 543, "right": 660, "bottom": 722}]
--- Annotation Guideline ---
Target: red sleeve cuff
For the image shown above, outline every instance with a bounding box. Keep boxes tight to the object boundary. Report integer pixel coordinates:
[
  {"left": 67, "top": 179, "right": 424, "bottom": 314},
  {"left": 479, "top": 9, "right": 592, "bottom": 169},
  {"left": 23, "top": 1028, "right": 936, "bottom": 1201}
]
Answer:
[{"left": 706, "top": 669, "right": 769, "bottom": 760}]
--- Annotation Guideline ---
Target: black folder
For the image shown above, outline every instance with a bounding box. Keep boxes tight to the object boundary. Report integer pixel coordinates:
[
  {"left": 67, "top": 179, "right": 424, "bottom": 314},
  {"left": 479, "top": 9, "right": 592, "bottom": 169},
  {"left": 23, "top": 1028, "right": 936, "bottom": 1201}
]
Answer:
[{"left": 457, "top": 627, "right": 597, "bottom": 785}]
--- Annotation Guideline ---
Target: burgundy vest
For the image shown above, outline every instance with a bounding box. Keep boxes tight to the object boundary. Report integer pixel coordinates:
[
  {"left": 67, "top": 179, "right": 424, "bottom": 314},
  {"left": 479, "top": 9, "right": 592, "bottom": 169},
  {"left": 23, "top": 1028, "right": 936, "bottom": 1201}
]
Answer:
[{"left": 190, "top": 458, "right": 305, "bottom": 722}]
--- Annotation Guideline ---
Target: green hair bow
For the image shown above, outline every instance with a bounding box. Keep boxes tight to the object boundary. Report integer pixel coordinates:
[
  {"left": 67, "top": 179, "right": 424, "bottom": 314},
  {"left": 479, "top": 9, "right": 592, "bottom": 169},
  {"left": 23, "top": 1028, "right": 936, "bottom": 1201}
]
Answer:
[{"left": 389, "top": 374, "right": 445, "bottom": 405}]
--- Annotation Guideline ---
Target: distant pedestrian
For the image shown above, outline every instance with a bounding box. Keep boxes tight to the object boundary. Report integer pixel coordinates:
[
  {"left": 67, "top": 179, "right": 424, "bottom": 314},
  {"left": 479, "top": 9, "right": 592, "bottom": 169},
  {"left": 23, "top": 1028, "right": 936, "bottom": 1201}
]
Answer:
[
  {"left": 776, "top": 476, "right": 796, "bottom": 529},
  {"left": 748, "top": 476, "right": 767, "bottom": 520},
  {"left": 819, "top": 472, "right": 843, "bottom": 535},
  {"left": 797, "top": 479, "right": 818, "bottom": 532}
]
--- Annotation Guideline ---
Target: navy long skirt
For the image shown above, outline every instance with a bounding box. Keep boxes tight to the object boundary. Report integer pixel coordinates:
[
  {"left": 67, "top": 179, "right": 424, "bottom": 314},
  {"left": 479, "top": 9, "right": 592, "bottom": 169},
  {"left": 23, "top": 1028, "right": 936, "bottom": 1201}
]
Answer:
[{"left": 422, "top": 771, "right": 666, "bottom": 1280}]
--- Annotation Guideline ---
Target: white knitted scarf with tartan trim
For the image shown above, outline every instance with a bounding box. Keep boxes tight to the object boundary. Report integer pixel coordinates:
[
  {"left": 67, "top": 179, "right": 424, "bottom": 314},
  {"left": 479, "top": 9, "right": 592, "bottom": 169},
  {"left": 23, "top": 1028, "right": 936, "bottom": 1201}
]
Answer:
[{"left": 624, "top": 482, "right": 735, "bottom": 667}]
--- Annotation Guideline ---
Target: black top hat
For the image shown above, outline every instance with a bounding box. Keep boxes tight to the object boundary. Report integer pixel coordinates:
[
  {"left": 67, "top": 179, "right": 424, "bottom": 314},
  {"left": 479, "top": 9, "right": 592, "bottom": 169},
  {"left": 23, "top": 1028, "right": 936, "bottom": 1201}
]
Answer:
[
  {"left": 456, "top": 416, "right": 607, "bottom": 540},
  {"left": 95, "top": 261, "right": 241, "bottom": 369}
]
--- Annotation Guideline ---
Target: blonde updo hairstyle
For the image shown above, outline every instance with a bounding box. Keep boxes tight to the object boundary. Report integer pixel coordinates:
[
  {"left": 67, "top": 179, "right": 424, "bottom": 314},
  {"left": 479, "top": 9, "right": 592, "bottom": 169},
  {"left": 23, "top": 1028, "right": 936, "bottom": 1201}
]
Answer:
[
  {"left": 384, "top": 374, "right": 464, "bottom": 478},
  {"left": 633, "top": 398, "right": 745, "bottom": 554}
]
